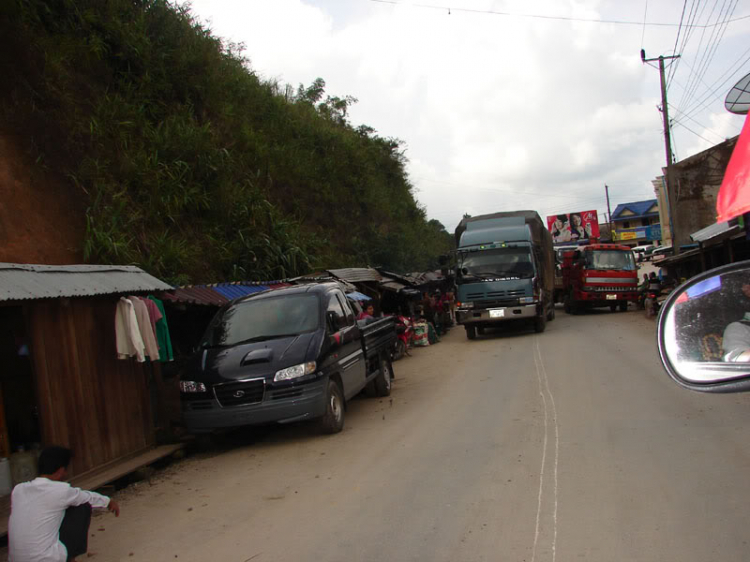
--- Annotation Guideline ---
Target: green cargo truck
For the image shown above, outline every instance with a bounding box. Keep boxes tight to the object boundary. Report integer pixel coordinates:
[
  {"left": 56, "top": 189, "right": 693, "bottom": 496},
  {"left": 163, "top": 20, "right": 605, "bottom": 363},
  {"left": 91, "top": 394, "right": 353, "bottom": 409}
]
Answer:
[{"left": 454, "top": 211, "right": 555, "bottom": 339}]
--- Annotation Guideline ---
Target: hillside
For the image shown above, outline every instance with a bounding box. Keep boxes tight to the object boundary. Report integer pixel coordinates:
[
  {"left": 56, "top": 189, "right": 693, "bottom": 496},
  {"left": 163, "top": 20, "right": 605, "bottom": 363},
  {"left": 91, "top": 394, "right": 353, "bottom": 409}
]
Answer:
[{"left": 0, "top": 0, "right": 452, "bottom": 284}]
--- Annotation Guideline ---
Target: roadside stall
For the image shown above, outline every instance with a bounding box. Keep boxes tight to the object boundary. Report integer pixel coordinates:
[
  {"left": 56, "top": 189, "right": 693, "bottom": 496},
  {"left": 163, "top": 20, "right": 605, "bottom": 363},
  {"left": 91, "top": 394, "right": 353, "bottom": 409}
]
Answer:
[{"left": 0, "top": 263, "right": 180, "bottom": 535}]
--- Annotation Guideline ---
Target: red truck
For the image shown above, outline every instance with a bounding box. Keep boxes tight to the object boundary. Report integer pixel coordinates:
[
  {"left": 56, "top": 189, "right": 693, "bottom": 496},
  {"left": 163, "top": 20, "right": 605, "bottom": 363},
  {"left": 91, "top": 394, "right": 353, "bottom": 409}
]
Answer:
[{"left": 558, "top": 244, "right": 640, "bottom": 314}]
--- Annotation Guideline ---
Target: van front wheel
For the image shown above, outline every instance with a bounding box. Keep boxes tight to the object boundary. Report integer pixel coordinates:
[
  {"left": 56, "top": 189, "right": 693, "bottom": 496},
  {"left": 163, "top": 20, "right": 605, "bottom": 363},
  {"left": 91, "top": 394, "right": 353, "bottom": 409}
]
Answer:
[{"left": 318, "top": 379, "right": 345, "bottom": 434}]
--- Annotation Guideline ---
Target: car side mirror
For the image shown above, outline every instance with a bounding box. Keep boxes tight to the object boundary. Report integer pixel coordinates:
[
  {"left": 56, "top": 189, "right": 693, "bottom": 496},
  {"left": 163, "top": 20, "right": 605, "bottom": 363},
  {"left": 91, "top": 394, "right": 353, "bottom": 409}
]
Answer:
[
  {"left": 658, "top": 259, "right": 750, "bottom": 392},
  {"left": 325, "top": 311, "right": 338, "bottom": 333}
]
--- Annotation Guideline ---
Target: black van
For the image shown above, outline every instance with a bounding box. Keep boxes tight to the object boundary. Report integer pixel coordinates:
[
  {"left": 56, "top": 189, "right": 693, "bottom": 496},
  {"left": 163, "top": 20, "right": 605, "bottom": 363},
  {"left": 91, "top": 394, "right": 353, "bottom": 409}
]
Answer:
[{"left": 179, "top": 282, "right": 396, "bottom": 434}]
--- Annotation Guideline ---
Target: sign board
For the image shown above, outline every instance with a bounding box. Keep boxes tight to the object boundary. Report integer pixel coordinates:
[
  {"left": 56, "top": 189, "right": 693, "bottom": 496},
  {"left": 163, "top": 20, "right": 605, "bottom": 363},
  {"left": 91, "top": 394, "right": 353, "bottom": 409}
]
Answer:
[{"left": 547, "top": 211, "right": 599, "bottom": 244}]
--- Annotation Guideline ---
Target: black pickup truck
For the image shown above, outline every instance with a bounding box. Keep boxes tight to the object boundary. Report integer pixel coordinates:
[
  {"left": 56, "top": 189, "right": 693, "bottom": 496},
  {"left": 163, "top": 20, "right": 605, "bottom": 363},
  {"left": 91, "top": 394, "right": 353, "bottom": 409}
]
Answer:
[{"left": 179, "top": 282, "right": 396, "bottom": 434}]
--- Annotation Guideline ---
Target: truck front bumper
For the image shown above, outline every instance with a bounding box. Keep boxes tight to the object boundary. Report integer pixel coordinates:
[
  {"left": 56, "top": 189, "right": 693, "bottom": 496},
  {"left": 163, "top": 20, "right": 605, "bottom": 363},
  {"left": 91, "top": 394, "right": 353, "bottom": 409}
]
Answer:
[
  {"left": 181, "top": 378, "right": 328, "bottom": 433},
  {"left": 457, "top": 303, "right": 537, "bottom": 324},
  {"left": 577, "top": 290, "right": 640, "bottom": 305}
]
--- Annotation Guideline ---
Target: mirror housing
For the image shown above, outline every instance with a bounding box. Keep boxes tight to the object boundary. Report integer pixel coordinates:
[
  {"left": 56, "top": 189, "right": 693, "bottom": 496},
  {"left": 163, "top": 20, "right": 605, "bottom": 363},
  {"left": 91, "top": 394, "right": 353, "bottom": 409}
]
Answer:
[
  {"left": 657, "top": 259, "right": 750, "bottom": 393},
  {"left": 325, "top": 311, "right": 339, "bottom": 334}
]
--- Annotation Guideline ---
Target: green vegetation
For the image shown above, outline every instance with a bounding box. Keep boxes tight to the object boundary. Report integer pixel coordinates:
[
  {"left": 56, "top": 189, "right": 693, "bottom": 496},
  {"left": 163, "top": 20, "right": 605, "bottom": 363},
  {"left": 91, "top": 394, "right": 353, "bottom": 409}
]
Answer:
[{"left": 0, "top": 0, "right": 453, "bottom": 284}]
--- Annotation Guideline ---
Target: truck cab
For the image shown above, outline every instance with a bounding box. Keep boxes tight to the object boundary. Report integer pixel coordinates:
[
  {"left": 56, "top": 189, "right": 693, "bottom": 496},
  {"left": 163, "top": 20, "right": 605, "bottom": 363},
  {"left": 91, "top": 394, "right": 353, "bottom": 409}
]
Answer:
[
  {"left": 454, "top": 212, "right": 555, "bottom": 338},
  {"left": 561, "top": 244, "right": 639, "bottom": 313}
]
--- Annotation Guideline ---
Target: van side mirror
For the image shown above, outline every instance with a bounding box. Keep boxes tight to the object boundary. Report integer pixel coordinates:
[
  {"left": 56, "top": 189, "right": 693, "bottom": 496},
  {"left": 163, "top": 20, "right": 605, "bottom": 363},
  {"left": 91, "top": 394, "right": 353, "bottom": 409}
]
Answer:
[
  {"left": 658, "top": 259, "right": 750, "bottom": 392},
  {"left": 438, "top": 254, "right": 448, "bottom": 266},
  {"left": 325, "top": 311, "right": 339, "bottom": 333}
]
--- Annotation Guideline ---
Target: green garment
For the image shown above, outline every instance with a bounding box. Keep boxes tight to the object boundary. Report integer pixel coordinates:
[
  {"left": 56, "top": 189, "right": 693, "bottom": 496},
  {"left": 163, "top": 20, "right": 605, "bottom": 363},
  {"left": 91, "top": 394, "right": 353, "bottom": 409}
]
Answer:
[{"left": 148, "top": 296, "right": 174, "bottom": 362}]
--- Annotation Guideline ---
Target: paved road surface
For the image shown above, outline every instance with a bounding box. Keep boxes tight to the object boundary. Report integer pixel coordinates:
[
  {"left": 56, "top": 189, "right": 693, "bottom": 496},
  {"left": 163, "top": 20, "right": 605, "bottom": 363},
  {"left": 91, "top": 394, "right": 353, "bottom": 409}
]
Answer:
[{"left": 83, "top": 308, "right": 750, "bottom": 561}]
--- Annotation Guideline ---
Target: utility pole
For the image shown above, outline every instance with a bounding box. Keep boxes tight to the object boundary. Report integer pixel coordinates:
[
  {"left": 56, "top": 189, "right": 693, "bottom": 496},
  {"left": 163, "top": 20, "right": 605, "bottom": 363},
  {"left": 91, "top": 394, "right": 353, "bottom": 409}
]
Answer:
[
  {"left": 642, "top": 49, "right": 680, "bottom": 254},
  {"left": 605, "top": 184, "right": 613, "bottom": 242}
]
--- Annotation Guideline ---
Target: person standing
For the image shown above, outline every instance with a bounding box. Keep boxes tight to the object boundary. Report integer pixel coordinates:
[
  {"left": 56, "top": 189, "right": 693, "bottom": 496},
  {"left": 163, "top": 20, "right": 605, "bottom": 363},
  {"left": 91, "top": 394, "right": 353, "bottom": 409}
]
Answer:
[{"left": 9, "top": 446, "right": 120, "bottom": 562}]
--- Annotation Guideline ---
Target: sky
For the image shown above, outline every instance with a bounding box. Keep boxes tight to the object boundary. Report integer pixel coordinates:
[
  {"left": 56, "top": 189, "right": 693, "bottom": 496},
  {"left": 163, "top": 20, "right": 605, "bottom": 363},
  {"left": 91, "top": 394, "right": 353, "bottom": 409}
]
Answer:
[{"left": 184, "top": 0, "right": 750, "bottom": 232}]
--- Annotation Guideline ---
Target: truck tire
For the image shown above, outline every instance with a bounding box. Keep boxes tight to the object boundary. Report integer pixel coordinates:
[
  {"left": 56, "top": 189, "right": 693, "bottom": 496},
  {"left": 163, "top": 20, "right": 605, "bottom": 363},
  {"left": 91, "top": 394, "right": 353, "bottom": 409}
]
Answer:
[
  {"left": 619, "top": 301, "right": 628, "bottom": 312},
  {"left": 374, "top": 355, "right": 393, "bottom": 397},
  {"left": 318, "top": 379, "right": 345, "bottom": 434},
  {"left": 609, "top": 303, "right": 617, "bottom": 312},
  {"left": 477, "top": 325, "right": 485, "bottom": 335},
  {"left": 534, "top": 311, "right": 547, "bottom": 333},
  {"left": 547, "top": 305, "right": 555, "bottom": 321},
  {"left": 565, "top": 291, "right": 578, "bottom": 315},
  {"left": 466, "top": 325, "right": 477, "bottom": 340}
]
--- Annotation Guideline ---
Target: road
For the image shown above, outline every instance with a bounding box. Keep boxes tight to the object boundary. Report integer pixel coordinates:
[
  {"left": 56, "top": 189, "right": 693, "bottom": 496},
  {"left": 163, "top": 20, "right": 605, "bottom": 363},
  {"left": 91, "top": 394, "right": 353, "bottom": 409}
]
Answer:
[{"left": 85, "top": 306, "right": 750, "bottom": 562}]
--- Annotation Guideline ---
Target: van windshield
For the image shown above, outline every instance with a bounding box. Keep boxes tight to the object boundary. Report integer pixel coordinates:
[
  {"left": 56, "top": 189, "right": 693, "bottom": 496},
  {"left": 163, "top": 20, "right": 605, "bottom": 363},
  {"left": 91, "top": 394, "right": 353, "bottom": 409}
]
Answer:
[
  {"left": 460, "top": 248, "right": 535, "bottom": 279},
  {"left": 200, "top": 294, "right": 320, "bottom": 347},
  {"left": 585, "top": 250, "right": 636, "bottom": 271}
]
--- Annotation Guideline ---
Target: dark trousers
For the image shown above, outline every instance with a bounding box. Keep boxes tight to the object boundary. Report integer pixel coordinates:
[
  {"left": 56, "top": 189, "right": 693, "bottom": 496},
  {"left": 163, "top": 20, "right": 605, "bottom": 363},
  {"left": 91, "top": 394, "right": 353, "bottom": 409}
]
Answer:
[{"left": 59, "top": 503, "right": 92, "bottom": 560}]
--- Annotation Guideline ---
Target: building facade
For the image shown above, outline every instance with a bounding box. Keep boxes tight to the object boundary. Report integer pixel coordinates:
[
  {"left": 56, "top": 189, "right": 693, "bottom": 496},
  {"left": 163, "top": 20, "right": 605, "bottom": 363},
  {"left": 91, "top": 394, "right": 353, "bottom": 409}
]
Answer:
[{"left": 610, "top": 199, "right": 662, "bottom": 247}]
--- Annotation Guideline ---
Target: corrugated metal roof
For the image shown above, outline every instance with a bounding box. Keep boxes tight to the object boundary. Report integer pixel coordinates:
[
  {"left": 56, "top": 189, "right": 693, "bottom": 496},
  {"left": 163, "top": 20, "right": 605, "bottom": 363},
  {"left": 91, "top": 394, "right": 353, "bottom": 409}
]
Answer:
[
  {"left": 327, "top": 268, "right": 383, "bottom": 283},
  {"left": 611, "top": 199, "right": 659, "bottom": 221},
  {"left": 0, "top": 263, "right": 172, "bottom": 302},
  {"left": 213, "top": 285, "right": 269, "bottom": 300},
  {"left": 161, "top": 281, "right": 293, "bottom": 307},
  {"left": 691, "top": 220, "right": 741, "bottom": 243}
]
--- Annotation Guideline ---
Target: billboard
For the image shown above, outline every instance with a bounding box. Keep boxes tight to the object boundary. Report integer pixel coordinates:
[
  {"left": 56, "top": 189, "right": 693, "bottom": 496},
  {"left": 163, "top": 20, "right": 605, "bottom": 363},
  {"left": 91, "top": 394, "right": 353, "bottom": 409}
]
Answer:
[{"left": 546, "top": 210, "right": 600, "bottom": 244}]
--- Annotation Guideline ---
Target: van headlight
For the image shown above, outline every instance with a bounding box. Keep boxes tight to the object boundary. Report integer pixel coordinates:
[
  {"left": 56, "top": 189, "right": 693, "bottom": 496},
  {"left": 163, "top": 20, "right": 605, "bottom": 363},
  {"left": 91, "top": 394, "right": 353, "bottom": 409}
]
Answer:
[
  {"left": 457, "top": 301, "right": 474, "bottom": 309},
  {"left": 180, "top": 381, "right": 207, "bottom": 393},
  {"left": 519, "top": 297, "right": 535, "bottom": 304},
  {"left": 274, "top": 361, "right": 317, "bottom": 382}
]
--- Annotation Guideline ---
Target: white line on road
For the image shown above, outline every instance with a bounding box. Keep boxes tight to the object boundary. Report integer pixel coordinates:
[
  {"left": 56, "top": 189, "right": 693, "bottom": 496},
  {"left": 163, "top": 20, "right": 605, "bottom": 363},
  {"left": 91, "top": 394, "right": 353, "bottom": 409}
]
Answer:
[
  {"left": 537, "top": 338, "right": 559, "bottom": 562},
  {"left": 531, "top": 337, "right": 560, "bottom": 562}
]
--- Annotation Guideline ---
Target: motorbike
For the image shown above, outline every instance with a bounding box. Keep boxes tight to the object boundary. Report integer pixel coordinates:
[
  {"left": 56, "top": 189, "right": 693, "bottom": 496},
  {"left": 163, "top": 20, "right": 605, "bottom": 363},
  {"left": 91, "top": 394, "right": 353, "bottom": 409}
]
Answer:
[
  {"left": 644, "top": 290, "right": 661, "bottom": 318},
  {"left": 390, "top": 315, "right": 413, "bottom": 361}
]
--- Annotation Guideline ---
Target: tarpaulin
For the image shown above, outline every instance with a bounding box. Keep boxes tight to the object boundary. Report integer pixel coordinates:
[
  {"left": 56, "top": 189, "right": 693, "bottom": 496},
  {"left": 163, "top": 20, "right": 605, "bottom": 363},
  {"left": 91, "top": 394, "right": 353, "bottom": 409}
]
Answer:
[
  {"left": 717, "top": 112, "right": 750, "bottom": 222},
  {"left": 345, "top": 291, "right": 371, "bottom": 302}
]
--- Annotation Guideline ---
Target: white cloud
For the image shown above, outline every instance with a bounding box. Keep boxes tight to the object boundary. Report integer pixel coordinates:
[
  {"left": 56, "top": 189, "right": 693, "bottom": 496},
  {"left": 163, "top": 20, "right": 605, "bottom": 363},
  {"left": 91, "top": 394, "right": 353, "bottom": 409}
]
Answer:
[{"left": 185, "top": 0, "right": 750, "bottom": 232}]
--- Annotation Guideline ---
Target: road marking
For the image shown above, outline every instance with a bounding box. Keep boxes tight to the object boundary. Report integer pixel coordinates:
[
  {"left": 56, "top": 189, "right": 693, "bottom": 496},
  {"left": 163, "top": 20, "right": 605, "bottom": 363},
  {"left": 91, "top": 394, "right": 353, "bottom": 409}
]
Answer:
[{"left": 532, "top": 338, "right": 560, "bottom": 562}]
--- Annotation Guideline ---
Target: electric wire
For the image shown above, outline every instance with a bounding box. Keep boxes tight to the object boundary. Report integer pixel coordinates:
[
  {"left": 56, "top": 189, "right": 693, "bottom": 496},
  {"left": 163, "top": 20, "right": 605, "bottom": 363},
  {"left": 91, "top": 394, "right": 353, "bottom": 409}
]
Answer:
[
  {"left": 640, "top": 0, "right": 649, "bottom": 50},
  {"left": 368, "top": 0, "right": 750, "bottom": 28},
  {"left": 678, "top": 0, "right": 737, "bottom": 117}
]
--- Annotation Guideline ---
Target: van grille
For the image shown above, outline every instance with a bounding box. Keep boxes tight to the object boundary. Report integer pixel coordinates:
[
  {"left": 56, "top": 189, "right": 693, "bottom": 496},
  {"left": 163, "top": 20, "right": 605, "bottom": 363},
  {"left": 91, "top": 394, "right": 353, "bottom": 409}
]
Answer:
[{"left": 213, "top": 379, "right": 265, "bottom": 407}]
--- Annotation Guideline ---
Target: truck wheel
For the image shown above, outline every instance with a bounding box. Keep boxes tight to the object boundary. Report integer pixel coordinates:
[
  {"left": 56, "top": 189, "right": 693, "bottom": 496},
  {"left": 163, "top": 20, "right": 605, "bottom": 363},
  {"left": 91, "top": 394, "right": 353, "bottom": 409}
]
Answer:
[
  {"left": 565, "top": 291, "right": 578, "bottom": 315},
  {"left": 318, "top": 379, "right": 345, "bottom": 434},
  {"left": 619, "top": 301, "right": 628, "bottom": 312},
  {"left": 477, "top": 325, "right": 485, "bottom": 335},
  {"left": 534, "top": 312, "right": 547, "bottom": 333},
  {"left": 609, "top": 303, "right": 617, "bottom": 312},
  {"left": 547, "top": 305, "right": 555, "bottom": 321},
  {"left": 374, "top": 355, "right": 393, "bottom": 397},
  {"left": 466, "top": 325, "right": 477, "bottom": 340},
  {"left": 563, "top": 296, "right": 571, "bottom": 314}
]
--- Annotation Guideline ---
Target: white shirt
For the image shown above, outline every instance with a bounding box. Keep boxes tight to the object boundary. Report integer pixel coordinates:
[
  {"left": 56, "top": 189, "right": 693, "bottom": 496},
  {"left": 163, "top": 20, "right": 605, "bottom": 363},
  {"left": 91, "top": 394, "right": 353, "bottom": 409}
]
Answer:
[
  {"left": 723, "top": 321, "right": 750, "bottom": 362},
  {"left": 8, "top": 477, "right": 110, "bottom": 562}
]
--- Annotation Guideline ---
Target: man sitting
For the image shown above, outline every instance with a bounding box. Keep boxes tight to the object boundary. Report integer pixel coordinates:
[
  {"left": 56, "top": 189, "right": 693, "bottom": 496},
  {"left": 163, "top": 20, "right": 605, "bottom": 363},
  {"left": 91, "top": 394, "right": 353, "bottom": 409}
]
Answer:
[{"left": 9, "top": 445, "right": 120, "bottom": 562}]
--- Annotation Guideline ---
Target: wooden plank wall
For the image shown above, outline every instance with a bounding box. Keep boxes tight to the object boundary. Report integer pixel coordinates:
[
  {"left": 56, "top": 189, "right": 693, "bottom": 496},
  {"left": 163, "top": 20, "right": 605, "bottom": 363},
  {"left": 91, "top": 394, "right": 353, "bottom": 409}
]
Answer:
[{"left": 26, "top": 297, "right": 154, "bottom": 478}]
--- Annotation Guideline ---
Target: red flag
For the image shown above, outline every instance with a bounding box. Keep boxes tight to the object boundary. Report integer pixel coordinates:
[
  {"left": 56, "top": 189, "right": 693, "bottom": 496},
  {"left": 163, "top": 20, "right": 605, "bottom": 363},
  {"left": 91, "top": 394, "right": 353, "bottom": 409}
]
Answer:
[{"left": 716, "top": 112, "right": 750, "bottom": 222}]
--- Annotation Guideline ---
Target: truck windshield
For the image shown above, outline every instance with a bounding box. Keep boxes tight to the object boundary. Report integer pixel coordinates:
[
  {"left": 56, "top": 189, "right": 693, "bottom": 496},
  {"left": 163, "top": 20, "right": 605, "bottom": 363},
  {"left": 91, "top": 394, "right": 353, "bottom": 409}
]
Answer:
[
  {"left": 460, "top": 247, "right": 535, "bottom": 278},
  {"left": 200, "top": 294, "right": 320, "bottom": 347},
  {"left": 585, "top": 250, "right": 636, "bottom": 271}
]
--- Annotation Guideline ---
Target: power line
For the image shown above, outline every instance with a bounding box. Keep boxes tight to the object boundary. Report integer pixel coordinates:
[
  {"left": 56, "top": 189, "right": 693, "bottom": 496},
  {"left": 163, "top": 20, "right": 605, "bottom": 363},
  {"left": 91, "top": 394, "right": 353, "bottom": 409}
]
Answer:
[
  {"left": 672, "top": 119, "right": 720, "bottom": 144},
  {"left": 640, "top": 0, "right": 649, "bottom": 50},
  {"left": 677, "top": 47, "right": 750, "bottom": 121},
  {"left": 368, "top": 0, "right": 750, "bottom": 27},
  {"left": 678, "top": 0, "right": 737, "bottom": 116},
  {"left": 668, "top": 103, "right": 728, "bottom": 142}
]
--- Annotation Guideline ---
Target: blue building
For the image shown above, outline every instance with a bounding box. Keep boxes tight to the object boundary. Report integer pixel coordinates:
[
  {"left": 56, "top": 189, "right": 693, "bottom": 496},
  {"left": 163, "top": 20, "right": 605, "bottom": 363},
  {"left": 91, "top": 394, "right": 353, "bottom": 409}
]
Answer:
[{"left": 611, "top": 199, "right": 662, "bottom": 246}]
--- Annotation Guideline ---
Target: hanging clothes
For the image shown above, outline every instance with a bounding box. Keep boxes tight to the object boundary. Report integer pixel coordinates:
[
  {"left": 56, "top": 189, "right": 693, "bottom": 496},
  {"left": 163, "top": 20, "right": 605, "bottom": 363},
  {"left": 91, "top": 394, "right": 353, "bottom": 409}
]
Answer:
[
  {"left": 139, "top": 297, "right": 162, "bottom": 341},
  {"left": 115, "top": 297, "right": 145, "bottom": 362},
  {"left": 130, "top": 296, "right": 160, "bottom": 361},
  {"left": 147, "top": 296, "right": 174, "bottom": 362}
]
